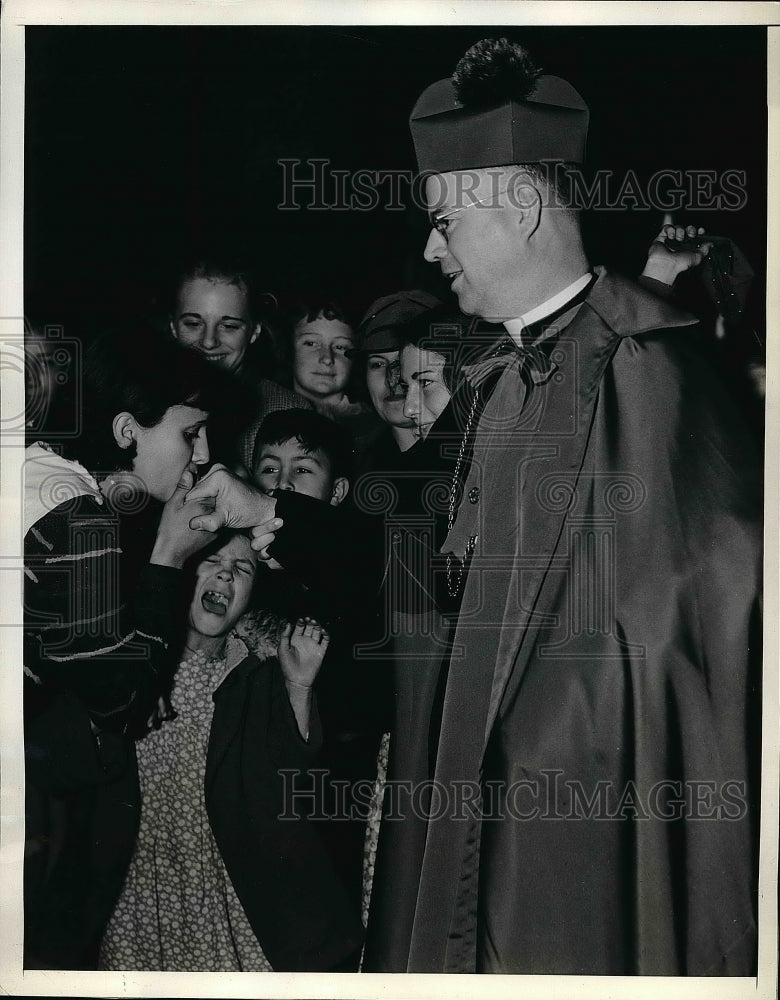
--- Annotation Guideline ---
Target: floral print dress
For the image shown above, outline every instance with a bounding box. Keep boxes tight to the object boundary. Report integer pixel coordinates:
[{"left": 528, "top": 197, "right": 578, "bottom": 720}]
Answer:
[{"left": 99, "top": 635, "right": 273, "bottom": 971}]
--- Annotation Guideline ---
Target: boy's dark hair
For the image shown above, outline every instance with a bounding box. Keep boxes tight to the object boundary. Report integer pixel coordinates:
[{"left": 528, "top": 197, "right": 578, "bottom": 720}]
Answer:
[
  {"left": 252, "top": 408, "right": 354, "bottom": 482},
  {"left": 59, "top": 329, "right": 226, "bottom": 475}
]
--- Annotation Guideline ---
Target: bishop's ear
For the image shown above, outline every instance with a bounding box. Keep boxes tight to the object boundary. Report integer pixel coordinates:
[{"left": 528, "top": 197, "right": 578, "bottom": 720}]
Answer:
[{"left": 507, "top": 169, "right": 543, "bottom": 236}]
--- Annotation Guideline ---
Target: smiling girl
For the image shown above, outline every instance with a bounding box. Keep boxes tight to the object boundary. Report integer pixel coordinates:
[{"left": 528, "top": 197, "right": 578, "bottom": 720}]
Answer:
[{"left": 169, "top": 258, "right": 308, "bottom": 470}]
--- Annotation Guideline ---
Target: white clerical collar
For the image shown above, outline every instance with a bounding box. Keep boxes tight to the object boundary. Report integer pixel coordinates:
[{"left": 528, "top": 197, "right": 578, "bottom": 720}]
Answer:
[{"left": 503, "top": 273, "right": 592, "bottom": 348}]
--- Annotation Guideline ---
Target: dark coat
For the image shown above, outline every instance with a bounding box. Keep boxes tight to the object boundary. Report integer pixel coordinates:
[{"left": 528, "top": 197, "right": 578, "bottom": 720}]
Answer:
[
  {"left": 258, "top": 490, "right": 392, "bottom": 908},
  {"left": 24, "top": 692, "right": 142, "bottom": 969},
  {"left": 24, "top": 646, "right": 364, "bottom": 971},
  {"left": 205, "top": 649, "right": 364, "bottom": 971},
  {"left": 365, "top": 269, "right": 761, "bottom": 975}
]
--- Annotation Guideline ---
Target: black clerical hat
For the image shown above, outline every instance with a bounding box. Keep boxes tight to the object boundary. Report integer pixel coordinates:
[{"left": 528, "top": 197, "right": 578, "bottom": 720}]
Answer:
[{"left": 410, "top": 38, "right": 589, "bottom": 174}]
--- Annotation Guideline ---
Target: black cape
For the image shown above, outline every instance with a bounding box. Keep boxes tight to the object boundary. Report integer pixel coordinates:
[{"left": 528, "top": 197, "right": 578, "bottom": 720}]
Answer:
[{"left": 365, "top": 269, "right": 761, "bottom": 975}]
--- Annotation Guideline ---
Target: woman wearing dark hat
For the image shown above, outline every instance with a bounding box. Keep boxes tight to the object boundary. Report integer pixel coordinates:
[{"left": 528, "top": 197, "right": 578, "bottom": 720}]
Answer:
[
  {"left": 355, "top": 300, "right": 508, "bottom": 936},
  {"left": 347, "top": 289, "right": 441, "bottom": 473}
]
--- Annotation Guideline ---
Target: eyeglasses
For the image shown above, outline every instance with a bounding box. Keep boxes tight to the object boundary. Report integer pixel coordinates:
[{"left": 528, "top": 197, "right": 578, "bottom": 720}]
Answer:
[{"left": 428, "top": 186, "right": 510, "bottom": 242}]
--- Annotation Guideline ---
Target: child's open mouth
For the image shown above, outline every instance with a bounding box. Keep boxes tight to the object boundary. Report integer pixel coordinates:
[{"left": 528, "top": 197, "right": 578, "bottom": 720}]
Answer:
[{"left": 202, "top": 591, "right": 229, "bottom": 616}]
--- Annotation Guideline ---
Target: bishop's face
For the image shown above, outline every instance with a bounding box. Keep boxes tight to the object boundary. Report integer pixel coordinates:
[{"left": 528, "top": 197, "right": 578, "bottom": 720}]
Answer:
[{"left": 423, "top": 170, "right": 529, "bottom": 322}]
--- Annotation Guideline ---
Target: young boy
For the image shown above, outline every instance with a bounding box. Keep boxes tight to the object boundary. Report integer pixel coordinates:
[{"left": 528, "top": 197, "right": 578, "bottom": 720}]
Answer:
[
  {"left": 248, "top": 408, "right": 389, "bottom": 912},
  {"left": 252, "top": 407, "right": 352, "bottom": 506},
  {"left": 249, "top": 408, "right": 371, "bottom": 618}
]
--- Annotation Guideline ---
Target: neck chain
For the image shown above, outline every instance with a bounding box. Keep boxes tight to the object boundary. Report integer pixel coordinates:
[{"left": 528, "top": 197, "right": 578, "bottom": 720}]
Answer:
[
  {"left": 445, "top": 340, "right": 507, "bottom": 598},
  {"left": 444, "top": 287, "right": 587, "bottom": 598}
]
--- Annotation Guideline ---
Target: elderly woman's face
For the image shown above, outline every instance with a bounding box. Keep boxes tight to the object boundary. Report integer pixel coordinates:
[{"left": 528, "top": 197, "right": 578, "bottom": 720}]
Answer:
[
  {"left": 400, "top": 344, "right": 451, "bottom": 440},
  {"left": 188, "top": 533, "right": 258, "bottom": 639},
  {"left": 171, "top": 277, "right": 258, "bottom": 374}
]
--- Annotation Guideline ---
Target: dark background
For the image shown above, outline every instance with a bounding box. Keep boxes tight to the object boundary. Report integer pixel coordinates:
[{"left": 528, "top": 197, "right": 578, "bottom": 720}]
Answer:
[{"left": 24, "top": 24, "right": 767, "bottom": 335}]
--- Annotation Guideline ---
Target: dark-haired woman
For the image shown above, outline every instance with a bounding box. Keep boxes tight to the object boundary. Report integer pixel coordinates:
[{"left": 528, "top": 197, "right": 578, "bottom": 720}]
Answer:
[
  {"left": 23, "top": 332, "right": 220, "bottom": 968},
  {"left": 361, "top": 304, "right": 504, "bottom": 962}
]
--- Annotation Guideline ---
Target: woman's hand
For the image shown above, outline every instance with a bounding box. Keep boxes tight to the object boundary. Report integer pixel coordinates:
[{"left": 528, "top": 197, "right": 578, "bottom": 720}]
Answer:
[{"left": 151, "top": 468, "right": 217, "bottom": 568}]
